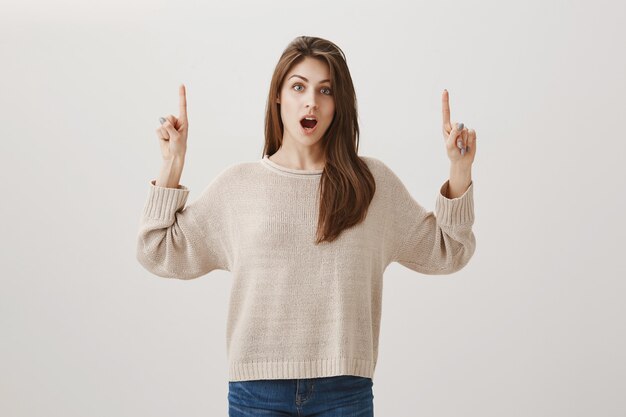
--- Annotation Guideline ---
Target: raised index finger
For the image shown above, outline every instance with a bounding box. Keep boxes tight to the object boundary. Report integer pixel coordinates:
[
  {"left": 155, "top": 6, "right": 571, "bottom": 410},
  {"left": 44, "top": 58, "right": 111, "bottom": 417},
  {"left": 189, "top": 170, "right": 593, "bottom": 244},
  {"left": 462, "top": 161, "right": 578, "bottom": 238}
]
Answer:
[
  {"left": 442, "top": 89, "right": 451, "bottom": 131},
  {"left": 179, "top": 84, "right": 187, "bottom": 122}
]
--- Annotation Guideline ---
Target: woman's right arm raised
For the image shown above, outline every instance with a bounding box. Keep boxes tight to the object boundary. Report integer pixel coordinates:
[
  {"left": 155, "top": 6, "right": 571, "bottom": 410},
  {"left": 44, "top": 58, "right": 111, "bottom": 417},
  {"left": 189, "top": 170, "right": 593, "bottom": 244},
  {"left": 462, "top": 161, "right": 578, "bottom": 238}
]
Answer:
[{"left": 136, "top": 84, "right": 229, "bottom": 279}]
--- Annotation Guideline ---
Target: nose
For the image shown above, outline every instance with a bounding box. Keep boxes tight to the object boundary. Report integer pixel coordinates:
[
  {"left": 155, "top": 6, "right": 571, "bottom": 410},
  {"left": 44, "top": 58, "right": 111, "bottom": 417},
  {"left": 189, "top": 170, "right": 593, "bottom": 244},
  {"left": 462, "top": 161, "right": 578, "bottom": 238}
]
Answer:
[{"left": 305, "top": 91, "right": 319, "bottom": 110}]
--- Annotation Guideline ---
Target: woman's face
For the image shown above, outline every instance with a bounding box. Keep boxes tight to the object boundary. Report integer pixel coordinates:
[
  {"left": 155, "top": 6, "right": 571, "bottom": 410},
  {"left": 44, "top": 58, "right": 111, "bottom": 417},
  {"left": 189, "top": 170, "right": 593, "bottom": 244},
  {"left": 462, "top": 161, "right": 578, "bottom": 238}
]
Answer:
[{"left": 277, "top": 57, "right": 335, "bottom": 151}]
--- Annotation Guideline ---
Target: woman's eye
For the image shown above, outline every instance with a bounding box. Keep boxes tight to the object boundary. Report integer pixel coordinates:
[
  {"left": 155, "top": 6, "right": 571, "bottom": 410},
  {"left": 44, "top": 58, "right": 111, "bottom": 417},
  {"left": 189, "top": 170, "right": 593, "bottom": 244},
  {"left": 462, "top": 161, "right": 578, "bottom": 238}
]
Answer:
[{"left": 292, "top": 84, "right": 332, "bottom": 95}]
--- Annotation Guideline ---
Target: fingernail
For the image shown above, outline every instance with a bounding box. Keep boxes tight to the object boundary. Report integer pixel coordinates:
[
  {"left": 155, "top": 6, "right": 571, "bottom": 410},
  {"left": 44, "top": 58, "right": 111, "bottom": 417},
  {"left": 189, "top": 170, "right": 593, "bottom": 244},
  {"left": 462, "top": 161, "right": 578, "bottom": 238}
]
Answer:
[
  {"left": 457, "top": 139, "right": 464, "bottom": 149},
  {"left": 159, "top": 117, "right": 166, "bottom": 125},
  {"left": 457, "top": 122, "right": 464, "bottom": 130},
  {"left": 461, "top": 147, "right": 466, "bottom": 156}
]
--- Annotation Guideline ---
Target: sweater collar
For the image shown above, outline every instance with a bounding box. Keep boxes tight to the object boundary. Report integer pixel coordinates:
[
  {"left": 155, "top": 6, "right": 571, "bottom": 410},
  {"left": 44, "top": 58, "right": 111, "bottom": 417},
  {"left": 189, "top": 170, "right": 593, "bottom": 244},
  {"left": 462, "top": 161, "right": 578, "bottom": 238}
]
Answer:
[{"left": 261, "top": 154, "right": 323, "bottom": 177}]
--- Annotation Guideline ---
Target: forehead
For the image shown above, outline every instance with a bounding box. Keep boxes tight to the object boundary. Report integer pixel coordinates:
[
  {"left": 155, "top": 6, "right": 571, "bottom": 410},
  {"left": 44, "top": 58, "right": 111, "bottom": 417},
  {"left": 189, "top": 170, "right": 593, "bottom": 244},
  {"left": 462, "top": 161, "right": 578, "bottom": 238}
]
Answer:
[{"left": 286, "top": 57, "right": 331, "bottom": 81}]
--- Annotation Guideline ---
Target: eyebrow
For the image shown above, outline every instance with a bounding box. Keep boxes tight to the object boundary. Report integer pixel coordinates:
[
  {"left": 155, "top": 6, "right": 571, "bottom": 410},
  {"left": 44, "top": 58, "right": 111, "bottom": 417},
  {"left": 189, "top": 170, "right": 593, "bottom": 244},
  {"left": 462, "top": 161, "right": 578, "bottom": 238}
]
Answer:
[{"left": 288, "top": 74, "right": 331, "bottom": 84}]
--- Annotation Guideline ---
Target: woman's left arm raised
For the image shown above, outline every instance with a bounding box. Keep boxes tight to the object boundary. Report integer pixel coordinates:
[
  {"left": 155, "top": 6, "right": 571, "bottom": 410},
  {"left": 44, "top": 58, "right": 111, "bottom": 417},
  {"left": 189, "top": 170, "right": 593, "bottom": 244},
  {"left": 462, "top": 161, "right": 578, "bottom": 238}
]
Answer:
[{"left": 386, "top": 89, "right": 477, "bottom": 274}]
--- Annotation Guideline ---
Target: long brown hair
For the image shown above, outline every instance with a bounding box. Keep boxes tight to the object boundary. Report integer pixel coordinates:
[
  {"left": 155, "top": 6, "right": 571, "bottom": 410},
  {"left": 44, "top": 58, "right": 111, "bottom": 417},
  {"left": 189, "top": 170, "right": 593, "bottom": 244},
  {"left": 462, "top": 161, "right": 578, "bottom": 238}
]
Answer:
[{"left": 263, "top": 35, "right": 376, "bottom": 244}]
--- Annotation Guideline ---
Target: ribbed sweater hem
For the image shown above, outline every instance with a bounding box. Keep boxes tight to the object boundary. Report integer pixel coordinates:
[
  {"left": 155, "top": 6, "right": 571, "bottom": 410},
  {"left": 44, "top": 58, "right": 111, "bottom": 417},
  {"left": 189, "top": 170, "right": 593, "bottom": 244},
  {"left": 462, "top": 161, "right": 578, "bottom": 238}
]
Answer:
[
  {"left": 228, "top": 357, "right": 376, "bottom": 382},
  {"left": 435, "top": 180, "right": 474, "bottom": 225}
]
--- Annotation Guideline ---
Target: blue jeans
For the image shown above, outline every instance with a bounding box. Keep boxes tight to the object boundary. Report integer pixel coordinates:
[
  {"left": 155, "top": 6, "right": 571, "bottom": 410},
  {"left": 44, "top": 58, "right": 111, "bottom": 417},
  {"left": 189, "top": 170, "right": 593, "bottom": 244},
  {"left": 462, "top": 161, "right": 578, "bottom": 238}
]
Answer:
[{"left": 228, "top": 374, "right": 374, "bottom": 416}]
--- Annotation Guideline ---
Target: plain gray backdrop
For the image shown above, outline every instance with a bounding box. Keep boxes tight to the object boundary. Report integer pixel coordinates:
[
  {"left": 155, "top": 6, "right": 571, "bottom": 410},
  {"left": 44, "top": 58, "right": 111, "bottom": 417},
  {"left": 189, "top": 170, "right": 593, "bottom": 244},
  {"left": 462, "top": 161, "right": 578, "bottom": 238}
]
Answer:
[{"left": 2, "top": 0, "right": 625, "bottom": 416}]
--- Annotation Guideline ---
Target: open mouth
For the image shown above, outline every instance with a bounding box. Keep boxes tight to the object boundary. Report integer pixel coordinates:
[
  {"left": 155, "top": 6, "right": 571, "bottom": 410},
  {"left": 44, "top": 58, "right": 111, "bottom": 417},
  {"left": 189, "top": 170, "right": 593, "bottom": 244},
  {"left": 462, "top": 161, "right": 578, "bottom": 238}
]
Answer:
[{"left": 300, "top": 116, "right": 318, "bottom": 134}]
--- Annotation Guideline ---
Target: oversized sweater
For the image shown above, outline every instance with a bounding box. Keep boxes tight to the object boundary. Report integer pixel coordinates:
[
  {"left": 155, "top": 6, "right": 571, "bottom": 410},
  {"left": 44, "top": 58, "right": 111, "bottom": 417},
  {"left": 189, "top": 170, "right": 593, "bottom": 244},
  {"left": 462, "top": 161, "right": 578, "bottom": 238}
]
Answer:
[{"left": 136, "top": 154, "right": 476, "bottom": 382}]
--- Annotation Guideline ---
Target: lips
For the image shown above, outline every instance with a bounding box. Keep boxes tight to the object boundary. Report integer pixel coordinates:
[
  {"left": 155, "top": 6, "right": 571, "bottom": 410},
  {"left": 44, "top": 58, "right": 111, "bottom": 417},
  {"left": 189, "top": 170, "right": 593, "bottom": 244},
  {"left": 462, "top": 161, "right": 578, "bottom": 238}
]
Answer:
[{"left": 300, "top": 115, "right": 318, "bottom": 129}]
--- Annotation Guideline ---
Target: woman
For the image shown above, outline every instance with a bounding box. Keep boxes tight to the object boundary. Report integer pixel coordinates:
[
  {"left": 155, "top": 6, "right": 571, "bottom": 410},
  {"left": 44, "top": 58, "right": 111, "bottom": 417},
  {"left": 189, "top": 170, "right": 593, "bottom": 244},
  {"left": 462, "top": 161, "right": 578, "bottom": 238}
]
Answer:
[{"left": 137, "top": 35, "right": 476, "bottom": 416}]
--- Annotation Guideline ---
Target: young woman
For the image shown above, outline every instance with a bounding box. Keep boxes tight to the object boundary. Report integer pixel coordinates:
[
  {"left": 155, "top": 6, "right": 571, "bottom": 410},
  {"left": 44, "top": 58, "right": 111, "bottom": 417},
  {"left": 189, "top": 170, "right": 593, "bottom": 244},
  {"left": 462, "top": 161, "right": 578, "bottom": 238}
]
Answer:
[{"left": 138, "top": 35, "right": 476, "bottom": 416}]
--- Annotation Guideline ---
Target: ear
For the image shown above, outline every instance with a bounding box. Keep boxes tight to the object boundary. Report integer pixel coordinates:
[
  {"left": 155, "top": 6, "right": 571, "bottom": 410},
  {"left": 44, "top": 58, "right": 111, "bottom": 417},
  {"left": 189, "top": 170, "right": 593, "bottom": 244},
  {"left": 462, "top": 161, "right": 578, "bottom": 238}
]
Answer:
[{"left": 276, "top": 96, "right": 280, "bottom": 104}]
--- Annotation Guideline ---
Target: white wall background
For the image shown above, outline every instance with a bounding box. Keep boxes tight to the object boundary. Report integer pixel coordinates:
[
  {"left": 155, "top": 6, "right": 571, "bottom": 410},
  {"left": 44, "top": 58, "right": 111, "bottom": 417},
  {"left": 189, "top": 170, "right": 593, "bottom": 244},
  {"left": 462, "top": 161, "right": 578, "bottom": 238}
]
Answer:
[{"left": 2, "top": 0, "right": 625, "bottom": 416}]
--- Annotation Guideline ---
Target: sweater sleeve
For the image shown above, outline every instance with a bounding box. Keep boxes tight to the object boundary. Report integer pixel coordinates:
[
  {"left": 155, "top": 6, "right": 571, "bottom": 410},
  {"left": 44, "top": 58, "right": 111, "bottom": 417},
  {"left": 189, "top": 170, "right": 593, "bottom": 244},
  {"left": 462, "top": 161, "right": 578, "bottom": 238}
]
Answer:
[
  {"left": 384, "top": 165, "right": 476, "bottom": 274},
  {"left": 136, "top": 178, "right": 229, "bottom": 279}
]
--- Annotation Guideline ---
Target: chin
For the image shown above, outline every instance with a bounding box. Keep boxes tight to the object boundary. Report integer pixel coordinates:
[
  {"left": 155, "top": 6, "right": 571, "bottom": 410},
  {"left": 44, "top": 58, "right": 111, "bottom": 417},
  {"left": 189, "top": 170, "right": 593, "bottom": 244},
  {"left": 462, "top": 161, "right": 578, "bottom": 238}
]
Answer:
[
  {"left": 289, "top": 125, "right": 328, "bottom": 146},
  {"left": 294, "top": 136, "right": 323, "bottom": 147}
]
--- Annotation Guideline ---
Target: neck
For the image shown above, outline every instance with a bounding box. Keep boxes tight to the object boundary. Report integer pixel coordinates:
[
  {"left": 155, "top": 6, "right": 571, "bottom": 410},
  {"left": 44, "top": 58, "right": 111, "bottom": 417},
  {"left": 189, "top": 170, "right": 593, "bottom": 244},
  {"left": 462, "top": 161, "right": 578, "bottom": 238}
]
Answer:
[{"left": 269, "top": 145, "right": 325, "bottom": 171}]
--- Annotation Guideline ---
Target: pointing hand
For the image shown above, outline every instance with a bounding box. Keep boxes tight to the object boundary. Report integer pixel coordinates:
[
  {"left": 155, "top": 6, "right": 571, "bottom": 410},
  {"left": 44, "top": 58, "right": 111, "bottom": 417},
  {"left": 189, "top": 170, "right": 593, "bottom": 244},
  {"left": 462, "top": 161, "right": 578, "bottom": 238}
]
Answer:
[
  {"left": 441, "top": 89, "right": 476, "bottom": 166},
  {"left": 155, "top": 84, "right": 189, "bottom": 161}
]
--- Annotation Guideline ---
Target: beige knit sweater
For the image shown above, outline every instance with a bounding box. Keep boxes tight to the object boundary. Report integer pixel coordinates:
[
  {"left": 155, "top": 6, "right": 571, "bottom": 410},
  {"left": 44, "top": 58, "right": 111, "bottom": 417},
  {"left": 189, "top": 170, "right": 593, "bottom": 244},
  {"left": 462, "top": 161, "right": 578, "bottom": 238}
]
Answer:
[{"left": 136, "top": 154, "right": 475, "bottom": 382}]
